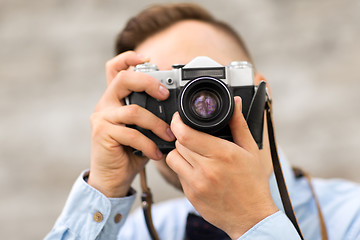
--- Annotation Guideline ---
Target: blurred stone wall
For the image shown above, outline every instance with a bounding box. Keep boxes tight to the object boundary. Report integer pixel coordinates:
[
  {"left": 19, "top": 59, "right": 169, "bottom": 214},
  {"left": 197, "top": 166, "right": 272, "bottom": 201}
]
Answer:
[{"left": 0, "top": 0, "right": 359, "bottom": 239}]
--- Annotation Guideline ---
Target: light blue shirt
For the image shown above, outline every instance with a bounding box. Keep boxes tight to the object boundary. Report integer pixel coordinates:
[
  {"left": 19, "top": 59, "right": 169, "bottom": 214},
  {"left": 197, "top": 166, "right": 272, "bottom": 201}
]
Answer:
[{"left": 45, "top": 155, "right": 360, "bottom": 239}]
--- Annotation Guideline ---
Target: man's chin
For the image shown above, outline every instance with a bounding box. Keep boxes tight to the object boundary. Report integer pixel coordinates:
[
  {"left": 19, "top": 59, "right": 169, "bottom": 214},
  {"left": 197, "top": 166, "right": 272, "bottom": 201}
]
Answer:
[
  {"left": 154, "top": 159, "right": 183, "bottom": 192},
  {"left": 162, "top": 172, "right": 183, "bottom": 192}
]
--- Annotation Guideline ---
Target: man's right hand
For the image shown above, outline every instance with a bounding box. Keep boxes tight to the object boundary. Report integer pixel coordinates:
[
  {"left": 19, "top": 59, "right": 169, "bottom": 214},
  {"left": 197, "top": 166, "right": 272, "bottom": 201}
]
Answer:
[{"left": 88, "top": 51, "right": 175, "bottom": 198}]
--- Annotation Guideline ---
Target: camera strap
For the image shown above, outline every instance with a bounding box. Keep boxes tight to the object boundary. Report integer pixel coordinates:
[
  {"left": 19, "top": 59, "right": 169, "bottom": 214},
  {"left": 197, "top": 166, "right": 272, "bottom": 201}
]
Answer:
[
  {"left": 140, "top": 95, "right": 327, "bottom": 240},
  {"left": 293, "top": 168, "right": 328, "bottom": 240},
  {"left": 266, "top": 99, "right": 328, "bottom": 240},
  {"left": 265, "top": 98, "right": 304, "bottom": 239},
  {"left": 140, "top": 168, "right": 160, "bottom": 240}
]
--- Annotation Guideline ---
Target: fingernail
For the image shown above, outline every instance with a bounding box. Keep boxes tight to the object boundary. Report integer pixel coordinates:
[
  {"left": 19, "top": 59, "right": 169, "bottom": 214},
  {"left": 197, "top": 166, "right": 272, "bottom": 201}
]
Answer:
[
  {"left": 172, "top": 112, "right": 178, "bottom": 120},
  {"left": 234, "top": 96, "right": 242, "bottom": 111},
  {"left": 159, "top": 85, "right": 169, "bottom": 96},
  {"left": 156, "top": 149, "right": 163, "bottom": 159},
  {"left": 137, "top": 54, "right": 150, "bottom": 62},
  {"left": 167, "top": 127, "right": 175, "bottom": 140}
]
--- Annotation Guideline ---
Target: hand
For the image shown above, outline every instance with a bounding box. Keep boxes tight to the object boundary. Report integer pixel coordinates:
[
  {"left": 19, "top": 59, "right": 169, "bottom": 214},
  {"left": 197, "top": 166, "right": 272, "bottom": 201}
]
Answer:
[
  {"left": 166, "top": 96, "right": 277, "bottom": 239},
  {"left": 88, "top": 51, "right": 175, "bottom": 197}
]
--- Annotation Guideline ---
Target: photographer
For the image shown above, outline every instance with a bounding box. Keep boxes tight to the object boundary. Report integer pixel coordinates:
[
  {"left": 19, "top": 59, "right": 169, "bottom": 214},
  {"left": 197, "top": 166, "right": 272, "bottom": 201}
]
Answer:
[{"left": 46, "top": 3, "right": 360, "bottom": 240}]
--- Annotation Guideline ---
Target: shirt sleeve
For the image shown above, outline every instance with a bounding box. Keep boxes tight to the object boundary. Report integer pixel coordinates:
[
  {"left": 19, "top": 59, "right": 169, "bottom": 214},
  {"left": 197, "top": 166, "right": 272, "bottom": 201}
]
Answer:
[
  {"left": 44, "top": 170, "right": 136, "bottom": 240},
  {"left": 238, "top": 211, "right": 301, "bottom": 240}
]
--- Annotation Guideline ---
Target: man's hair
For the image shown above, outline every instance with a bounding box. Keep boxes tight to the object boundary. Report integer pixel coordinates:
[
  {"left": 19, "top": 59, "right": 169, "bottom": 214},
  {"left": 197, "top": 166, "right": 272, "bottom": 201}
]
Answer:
[{"left": 115, "top": 3, "right": 253, "bottom": 63}]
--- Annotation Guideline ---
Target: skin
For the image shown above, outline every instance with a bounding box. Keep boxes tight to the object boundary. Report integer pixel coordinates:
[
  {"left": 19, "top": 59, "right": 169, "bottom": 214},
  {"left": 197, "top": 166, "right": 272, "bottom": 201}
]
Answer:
[{"left": 88, "top": 20, "right": 278, "bottom": 239}]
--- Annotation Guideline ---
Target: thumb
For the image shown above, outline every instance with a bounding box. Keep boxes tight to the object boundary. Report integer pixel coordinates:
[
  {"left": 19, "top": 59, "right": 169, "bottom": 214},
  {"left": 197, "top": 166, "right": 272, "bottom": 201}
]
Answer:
[{"left": 228, "top": 96, "right": 258, "bottom": 152}]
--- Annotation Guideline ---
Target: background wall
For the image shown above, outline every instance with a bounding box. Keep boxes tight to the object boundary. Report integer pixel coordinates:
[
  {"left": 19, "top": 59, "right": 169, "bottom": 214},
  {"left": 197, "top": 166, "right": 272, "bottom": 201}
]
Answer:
[{"left": 1, "top": 0, "right": 359, "bottom": 239}]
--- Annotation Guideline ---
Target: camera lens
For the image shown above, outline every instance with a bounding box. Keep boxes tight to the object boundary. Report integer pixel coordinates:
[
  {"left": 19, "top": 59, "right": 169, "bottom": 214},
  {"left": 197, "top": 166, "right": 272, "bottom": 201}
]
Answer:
[
  {"left": 178, "top": 76, "right": 234, "bottom": 133},
  {"left": 191, "top": 90, "right": 220, "bottom": 119}
]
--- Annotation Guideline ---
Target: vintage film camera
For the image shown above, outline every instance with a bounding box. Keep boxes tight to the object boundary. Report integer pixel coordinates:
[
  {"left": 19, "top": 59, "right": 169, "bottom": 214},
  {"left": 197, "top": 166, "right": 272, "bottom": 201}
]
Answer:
[{"left": 127, "top": 56, "right": 267, "bottom": 153}]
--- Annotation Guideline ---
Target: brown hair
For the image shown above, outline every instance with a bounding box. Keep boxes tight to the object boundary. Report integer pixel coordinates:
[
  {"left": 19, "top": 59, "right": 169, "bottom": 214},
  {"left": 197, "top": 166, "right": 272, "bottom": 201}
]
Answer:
[{"left": 115, "top": 3, "right": 253, "bottom": 62}]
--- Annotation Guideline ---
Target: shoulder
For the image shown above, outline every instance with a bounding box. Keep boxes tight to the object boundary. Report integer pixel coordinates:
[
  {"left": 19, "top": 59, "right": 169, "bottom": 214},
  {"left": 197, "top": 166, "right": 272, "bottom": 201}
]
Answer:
[
  {"left": 288, "top": 174, "right": 360, "bottom": 239},
  {"left": 313, "top": 177, "right": 360, "bottom": 211},
  {"left": 313, "top": 177, "right": 360, "bottom": 238}
]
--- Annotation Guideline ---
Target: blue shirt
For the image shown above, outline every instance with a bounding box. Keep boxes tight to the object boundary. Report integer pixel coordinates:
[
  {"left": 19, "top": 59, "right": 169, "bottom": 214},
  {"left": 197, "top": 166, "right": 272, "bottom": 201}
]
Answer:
[{"left": 45, "top": 155, "right": 360, "bottom": 239}]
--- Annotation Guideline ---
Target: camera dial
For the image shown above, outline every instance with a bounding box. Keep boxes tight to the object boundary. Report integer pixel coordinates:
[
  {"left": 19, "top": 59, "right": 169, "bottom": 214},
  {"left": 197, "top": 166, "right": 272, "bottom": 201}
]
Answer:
[
  {"left": 228, "top": 61, "right": 253, "bottom": 69},
  {"left": 134, "top": 62, "right": 158, "bottom": 72}
]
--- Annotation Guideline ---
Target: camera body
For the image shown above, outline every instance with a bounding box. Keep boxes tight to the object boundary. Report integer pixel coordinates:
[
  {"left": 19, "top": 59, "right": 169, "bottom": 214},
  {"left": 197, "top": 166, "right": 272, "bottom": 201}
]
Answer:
[{"left": 127, "top": 56, "right": 267, "bottom": 153}]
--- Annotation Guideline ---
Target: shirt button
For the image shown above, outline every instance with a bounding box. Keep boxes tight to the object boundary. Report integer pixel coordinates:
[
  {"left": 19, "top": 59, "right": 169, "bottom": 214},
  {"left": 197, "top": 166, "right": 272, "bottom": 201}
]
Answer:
[
  {"left": 93, "top": 211, "right": 103, "bottom": 223},
  {"left": 114, "top": 213, "right": 122, "bottom": 223}
]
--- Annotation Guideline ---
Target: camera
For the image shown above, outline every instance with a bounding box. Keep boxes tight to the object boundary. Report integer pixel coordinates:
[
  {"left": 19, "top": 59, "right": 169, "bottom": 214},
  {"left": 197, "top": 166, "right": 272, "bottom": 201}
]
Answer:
[{"left": 127, "top": 56, "right": 267, "bottom": 153}]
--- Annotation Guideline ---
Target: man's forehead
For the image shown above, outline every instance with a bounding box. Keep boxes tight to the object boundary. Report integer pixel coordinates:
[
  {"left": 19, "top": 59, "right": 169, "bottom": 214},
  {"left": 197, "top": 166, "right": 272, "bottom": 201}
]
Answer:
[{"left": 135, "top": 20, "right": 247, "bottom": 70}]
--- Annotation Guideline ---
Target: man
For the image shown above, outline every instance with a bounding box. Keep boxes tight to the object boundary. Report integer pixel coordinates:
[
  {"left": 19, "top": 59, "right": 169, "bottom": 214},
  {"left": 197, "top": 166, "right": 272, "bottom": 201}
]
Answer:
[{"left": 46, "top": 3, "right": 360, "bottom": 240}]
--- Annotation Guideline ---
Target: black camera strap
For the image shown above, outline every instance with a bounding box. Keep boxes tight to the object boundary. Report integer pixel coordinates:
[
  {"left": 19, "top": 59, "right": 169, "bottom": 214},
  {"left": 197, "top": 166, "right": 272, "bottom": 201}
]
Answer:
[
  {"left": 265, "top": 98, "right": 304, "bottom": 239},
  {"left": 140, "top": 95, "right": 327, "bottom": 240}
]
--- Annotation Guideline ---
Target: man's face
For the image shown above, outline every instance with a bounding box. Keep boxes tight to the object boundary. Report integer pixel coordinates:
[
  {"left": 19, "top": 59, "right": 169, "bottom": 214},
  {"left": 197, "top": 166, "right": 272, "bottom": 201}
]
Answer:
[{"left": 135, "top": 20, "right": 251, "bottom": 191}]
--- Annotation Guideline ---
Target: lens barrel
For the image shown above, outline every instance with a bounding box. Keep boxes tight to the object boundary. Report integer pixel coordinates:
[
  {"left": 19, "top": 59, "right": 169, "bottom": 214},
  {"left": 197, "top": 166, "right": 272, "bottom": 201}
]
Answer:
[{"left": 178, "top": 77, "right": 234, "bottom": 133}]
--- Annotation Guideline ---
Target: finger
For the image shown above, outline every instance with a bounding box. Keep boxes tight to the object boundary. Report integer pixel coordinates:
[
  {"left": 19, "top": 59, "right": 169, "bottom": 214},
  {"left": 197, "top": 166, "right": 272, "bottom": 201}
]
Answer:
[
  {"left": 104, "top": 105, "right": 175, "bottom": 142},
  {"left": 113, "top": 71, "right": 170, "bottom": 100},
  {"left": 97, "top": 70, "right": 169, "bottom": 110},
  {"left": 228, "top": 96, "right": 258, "bottom": 152},
  {"left": 174, "top": 140, "right": 203, "bottom": 167},
  {"left": 170, "top": 112, "right": 225, "bottom": 157},
  {"left": 107, "top": 123, "right": 163, "bottom": 160},
  {"left": 166, "top": 149, "right": 193, "bottom": 178},
  {"left": 105, "top": 51, "right": 150, "bottom": 85}
]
